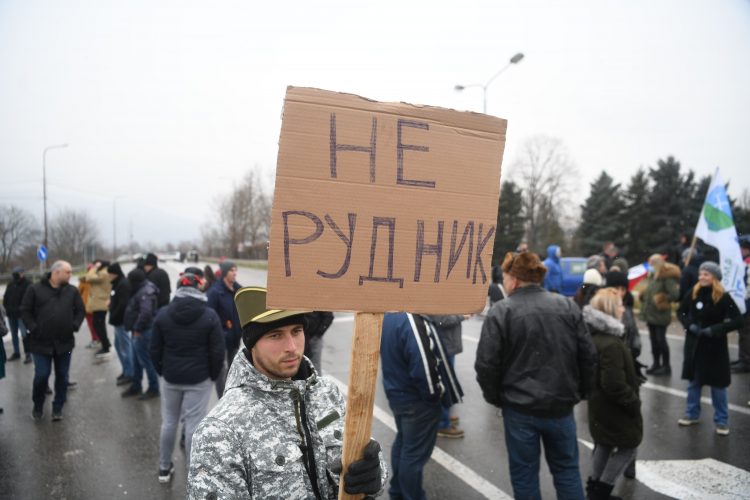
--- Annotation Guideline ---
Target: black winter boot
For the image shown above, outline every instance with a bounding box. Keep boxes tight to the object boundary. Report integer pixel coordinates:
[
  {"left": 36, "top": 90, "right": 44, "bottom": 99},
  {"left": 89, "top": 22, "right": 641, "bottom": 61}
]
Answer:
[
  {"left": 624, "top": 459, "right": 636, "bottom": 479},
  {"left": 587, "top": 479, "right": 621, "bottom": 500},
  {"left": 585, "top": 477, "right": 595, "bottom": 497}
]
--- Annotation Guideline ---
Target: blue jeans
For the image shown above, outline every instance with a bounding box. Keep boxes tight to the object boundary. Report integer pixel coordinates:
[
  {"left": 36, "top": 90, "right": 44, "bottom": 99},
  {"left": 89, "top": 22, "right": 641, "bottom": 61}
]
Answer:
[
  {"left": 113, "top": 325, "right": 134, "bottom": 379},
  {"left": 8, "top": 317, "right": 28, "bottom": 355},
  {"left": 32, "top": 351, "right": 72, "bottom": 412},
  {"left": 502, "top": 406, "right": 584, "bottom": 500},
  {"left": 388, "top": 399, "right": 442, "bottom": 500},
  {"left": 686, "top": 377, "right": 728, "bottom": 426},
  {"left": 130, "top": 329, "right": 159, "bottom": 393}
]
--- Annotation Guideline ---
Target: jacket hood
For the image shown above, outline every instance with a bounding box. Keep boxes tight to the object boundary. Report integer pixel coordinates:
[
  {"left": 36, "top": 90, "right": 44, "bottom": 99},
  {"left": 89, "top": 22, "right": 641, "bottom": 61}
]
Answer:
[
  {"left": 546, "top": 245, "right": 560, "bottom": 263},
  {"left": 137, "top": 279, "right": 159, "bottom": 295},
  {"left": 583, "top": 305, "right": 625, "bottom": 337},
  {"left": 656, "top": 262, "right": 681, "bottom": 280},
  {"left": 168, "top": 294, "right": 208, "bottom": 325},
  {"left": 224, "top": 348, "right": 318, "bottom": 395}
]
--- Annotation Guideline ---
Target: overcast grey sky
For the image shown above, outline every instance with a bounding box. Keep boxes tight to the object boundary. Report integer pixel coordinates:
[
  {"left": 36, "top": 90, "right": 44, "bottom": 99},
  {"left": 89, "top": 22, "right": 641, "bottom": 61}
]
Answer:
[{"left": 1, "top": 0, "right": 749, "bottom": 248}]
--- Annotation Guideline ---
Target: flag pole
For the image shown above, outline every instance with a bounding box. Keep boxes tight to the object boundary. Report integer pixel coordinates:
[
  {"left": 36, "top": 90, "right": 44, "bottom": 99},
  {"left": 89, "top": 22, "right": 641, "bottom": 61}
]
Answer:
[{"left": 684, "top": 235, "right": 699, "bottom": 267}]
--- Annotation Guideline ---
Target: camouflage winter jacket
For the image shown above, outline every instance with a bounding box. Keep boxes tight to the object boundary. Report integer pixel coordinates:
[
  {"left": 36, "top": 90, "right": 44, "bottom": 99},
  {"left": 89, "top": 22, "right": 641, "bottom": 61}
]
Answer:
[{"left": 188, "top": 350, "right": 386, "bottom": 499}]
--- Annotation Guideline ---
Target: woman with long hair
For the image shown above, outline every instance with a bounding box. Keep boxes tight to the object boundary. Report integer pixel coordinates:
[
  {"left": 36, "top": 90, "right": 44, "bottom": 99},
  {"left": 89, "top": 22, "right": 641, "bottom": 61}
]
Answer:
[
  {"left": 677, "top": 261, "right": 743, "bottom": 436},
  {"left": 583, "top": 288, "right": 642, "bottom": 500}
]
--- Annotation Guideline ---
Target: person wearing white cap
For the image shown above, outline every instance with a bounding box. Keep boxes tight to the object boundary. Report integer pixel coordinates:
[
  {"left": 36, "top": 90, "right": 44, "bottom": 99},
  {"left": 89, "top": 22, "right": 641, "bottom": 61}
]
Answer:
[{"left": 188, "top": 286, "right": 387, "bottom": 499}]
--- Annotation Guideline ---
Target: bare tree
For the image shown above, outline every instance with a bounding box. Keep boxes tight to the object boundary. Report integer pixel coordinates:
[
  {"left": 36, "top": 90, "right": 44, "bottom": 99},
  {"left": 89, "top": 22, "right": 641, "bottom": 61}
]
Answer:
[
  {"left": 0, "top": 205, "right": 39, "bottom": 273},
  {"left": 202, "top": 170, "right": 272, "bottom": 258},
  {"left": 48, "top": 209, "right": 101, "bottom": 265},
  {"left": 509, "top": 135, "right": 579, "bottom": 252}
]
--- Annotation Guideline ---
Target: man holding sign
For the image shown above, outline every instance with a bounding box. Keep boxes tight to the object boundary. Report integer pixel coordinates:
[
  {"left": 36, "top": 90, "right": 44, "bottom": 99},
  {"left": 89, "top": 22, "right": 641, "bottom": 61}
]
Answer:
[{"left": 188, "top": 287, "right": 386, "bottom": 499}]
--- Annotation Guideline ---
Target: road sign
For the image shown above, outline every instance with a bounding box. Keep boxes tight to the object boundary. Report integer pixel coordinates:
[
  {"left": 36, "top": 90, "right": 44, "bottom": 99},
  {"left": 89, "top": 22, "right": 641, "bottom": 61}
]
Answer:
[{"left": 37, "top": 245, "right": 48, "bottom": 262}]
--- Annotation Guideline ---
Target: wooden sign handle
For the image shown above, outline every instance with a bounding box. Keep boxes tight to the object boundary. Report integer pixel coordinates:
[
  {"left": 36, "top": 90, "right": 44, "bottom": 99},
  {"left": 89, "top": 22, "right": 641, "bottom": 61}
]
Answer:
[{"left": 338, "top": 312, "right": 384, "bottom": 500}]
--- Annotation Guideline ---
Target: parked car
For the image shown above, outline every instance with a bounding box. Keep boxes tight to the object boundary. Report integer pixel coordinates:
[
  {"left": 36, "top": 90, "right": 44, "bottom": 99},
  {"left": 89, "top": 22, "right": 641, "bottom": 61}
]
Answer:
[{"left": 560, "top": 257, "right": 587, "bottom": 297}]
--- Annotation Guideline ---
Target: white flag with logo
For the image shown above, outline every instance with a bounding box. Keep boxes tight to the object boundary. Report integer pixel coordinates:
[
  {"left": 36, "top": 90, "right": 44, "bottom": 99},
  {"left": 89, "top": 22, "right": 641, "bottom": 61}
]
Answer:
[{"left": 694, "top": 168, "right": 747, "bottom": 313}]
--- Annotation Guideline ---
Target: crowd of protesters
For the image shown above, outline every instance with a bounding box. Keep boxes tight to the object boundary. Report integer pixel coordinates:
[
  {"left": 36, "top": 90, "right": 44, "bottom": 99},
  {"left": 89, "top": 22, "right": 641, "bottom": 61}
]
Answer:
[{"left": 1, "top": 234, "right": 748, "bottom": 499}]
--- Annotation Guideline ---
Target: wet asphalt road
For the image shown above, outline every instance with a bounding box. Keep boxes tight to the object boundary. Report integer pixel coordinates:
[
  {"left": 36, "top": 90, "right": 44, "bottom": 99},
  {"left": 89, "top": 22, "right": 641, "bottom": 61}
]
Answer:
[{"left": 1, "top": 261, "right": 749, "bottom": 499}]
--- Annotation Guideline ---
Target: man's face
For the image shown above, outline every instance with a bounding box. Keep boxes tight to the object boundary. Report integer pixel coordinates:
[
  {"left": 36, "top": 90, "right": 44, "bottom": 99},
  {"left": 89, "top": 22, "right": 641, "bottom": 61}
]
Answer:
[
  {"left": 502, "top": 272, "right": 517, "bottom": 295},
  {"left": 52, "top": 264, "right": 73, "bottom": 286},
  {"left": 143, "top": 264, "right": 154, "bottom": 273},
  {"left": 251, "top": 323, "right": 305, "bottom": 380},
  {"left": 224, "top": 266, "right": 238, "bottom": 285}
]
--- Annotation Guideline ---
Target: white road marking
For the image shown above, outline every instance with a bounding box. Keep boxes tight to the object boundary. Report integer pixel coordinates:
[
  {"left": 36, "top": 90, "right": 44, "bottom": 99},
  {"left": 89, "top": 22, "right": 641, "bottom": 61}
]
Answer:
[
  {"left": 637, "top": 458, "right": 750, "bottom": 499},
  {"left": 63, "top": 449, "right": 85, "bottom": 458},
  {"left": 642, "top": 382, "right": 750, "bottom": 416},
  {"left": 329, "top": 376, "right": 512, "bottom": 500},
  {"left": 577, "top": 438, "right": 594, "bottom": 450}
]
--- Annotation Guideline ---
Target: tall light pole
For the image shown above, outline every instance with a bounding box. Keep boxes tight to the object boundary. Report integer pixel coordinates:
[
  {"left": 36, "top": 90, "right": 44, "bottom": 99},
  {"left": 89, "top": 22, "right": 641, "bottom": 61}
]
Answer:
[
  {"left": 455, "top": 52, "right": 524, "bottom": 113},
  {"left": 113, "top": 196, "right": 126, "bottom": 260},
  {"left": 42, "top": 143, "right": 68, "bottom": 257}
]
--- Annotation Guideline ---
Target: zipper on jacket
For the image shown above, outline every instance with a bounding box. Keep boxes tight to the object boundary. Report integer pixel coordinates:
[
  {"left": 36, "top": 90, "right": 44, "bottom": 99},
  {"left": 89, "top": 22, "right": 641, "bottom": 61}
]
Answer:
[{"left": 291, "top": 388, "right": 324, "bottom": 500}]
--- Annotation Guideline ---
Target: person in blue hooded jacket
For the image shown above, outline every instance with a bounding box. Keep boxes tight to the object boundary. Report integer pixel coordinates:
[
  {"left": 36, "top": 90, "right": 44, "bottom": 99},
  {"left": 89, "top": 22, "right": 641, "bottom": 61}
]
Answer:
[
  {"left": 381, "top": 313, "right": 463, "bottom": 500},
  {"left": 543, "top": 244, "right": 563, "bottom": 293}
]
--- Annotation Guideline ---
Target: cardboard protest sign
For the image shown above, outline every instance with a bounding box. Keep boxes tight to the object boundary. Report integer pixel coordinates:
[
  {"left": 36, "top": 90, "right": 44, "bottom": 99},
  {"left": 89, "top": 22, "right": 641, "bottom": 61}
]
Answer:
[{"left": 268, "top": 87, "right": 507, "bottom": 313}]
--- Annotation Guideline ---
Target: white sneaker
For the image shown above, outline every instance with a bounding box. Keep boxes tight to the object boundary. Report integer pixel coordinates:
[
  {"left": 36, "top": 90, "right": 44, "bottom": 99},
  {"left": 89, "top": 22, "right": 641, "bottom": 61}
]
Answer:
[
  {"left": 158, "top": 463, "right": 174, "bottom": 483},
  {"left": 678, "top": 417, "right": 700, "bottom": 426},
  {"left": 716, "top": 425, "right": 730, "bottom": 436}
]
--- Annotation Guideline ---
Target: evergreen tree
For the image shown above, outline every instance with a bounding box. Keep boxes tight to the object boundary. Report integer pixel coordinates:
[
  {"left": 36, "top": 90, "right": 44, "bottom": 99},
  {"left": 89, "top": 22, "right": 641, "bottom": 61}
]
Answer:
[
  {"left": 622, "top": 168, "right": 651, "bottom": 264},
  {"left": 575, "top": 171, "right": 626, "bottom": 257},
  {"left": 644, "top": 156, "right": 696, "bottom": 259},
  {"left": 492, "top": 180, "right": 525, "bottom": 265}
]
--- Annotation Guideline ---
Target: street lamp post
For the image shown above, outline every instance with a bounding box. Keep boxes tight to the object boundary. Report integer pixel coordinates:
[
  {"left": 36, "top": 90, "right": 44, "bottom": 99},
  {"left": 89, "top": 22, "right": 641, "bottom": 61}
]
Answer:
[
  {"left": 455, "top": 52, "right": 524, "bottom": 113},
  {"left": 113, "top": 196, "right": 126, "bottom": 260},
  {"left": 42, "top": 143, "right": 68, "bottom": 262}
]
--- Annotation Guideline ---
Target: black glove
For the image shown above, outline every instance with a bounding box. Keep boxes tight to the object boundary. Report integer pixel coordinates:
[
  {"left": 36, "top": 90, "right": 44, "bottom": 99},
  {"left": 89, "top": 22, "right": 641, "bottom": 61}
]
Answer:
[
  {"left": 688, "top": 324, "right": 701, "bottom": 335},
  {"left": 699, "top": 326, "right": 712, "bottom": 337},
  {"left": 343, "top": 439, "right": 382, "bottom": 495}
]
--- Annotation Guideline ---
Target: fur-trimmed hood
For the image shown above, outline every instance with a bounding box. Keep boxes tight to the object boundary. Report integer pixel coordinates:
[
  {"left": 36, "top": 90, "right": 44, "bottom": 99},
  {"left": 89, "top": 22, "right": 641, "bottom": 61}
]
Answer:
[
  {"left": 656, "top": 262, "right": 681, "bottom": 280},
  {"left": 583, "top": 305, "right": 625, "bottom": 337}
]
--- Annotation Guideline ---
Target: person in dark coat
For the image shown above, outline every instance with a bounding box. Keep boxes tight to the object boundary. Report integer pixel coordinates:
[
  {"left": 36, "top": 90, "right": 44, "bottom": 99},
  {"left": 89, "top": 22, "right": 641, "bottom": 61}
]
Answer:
[
  {"left": 677, "top": 261, "right": 744, "bottom": 436},
  {"left": 143, "top": 253, "right": 171, "bottom": 309},
  {"left": 476, "top": 251, "right": 596, "bottom": 500},
  {"left": 3, "top": 266, "right": 31, "bottom": 362},
  {"left": 583, "top": 288, "right": 643, "bottom": 500},
  {"left": 150, "top": 273, "right": 225, "bottom": 483},
  {"left": 303, "top": 311, "right": 334, "bottom": 373},
  {"left": 20, "top": 260, "right": 85, "bottom": 420},
  {"left": 206, "top": 260, "right": 242, "bottom": 398},
  {"left": 679, "top": 248, "right": 701, "bottom": 301},
  {"left": 121, "top": 268, "right": 160, "bottom": 399},
  {"left": 108, "top": 262, "right": 133, "bottom": 386},
  {"left": 0, "top": 304, "right": 9, "bottom": 406}
]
